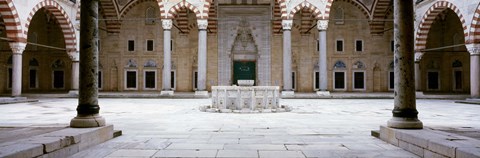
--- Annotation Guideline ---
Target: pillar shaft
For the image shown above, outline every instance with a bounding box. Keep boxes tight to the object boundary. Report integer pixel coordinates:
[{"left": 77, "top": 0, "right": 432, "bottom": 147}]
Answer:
[
  {"left": 282, "top": 20, "right": 292, "bottom": 91},
  {"left": 71, "top": 0, "right": 105, "bottom": 128},
  {"left": 197, "top": 19, "right": 208, "bottom": 91},
  {"left": 9, "top": 42, "right": 25, "bottom": 97},
  {"left": 317, "top": 20, "right": 328, "bottom": 91},
  {"left": 471, "top": 54, "right": 480, "bottom": 98},
  {"left": 162, "top": 19, "right": 172, "bottom": 91},
  {"left": 414, "top": 62, "right": 421, "bottom": 91},
  {"left": 72, "top": 61, "right": 79, "bottom": 90},
  {"left": 387, "top": 0, "right": 422, "bottom": 129}
]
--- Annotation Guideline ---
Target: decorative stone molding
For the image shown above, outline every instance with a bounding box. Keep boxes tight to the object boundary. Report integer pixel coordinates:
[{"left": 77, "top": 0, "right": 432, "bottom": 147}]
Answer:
[
  {"left": 282, "top": 20, "right": 293, "bottom": 30},
  {"left": 8, "top": 42, "right": 26, "bottom": 55},
  {"left": 68, "top": 51, "right": 80, "bottom": 62},
  {"left": 197, "top": 19, "right": 208, "bottom": 30},
  {"left": 161, "top": 19, "right": 172, "bottom": 30},
  {"left": 414, "top": 52, "right": 424, "bottom": 62},
  {"left": 317, "top": 20, "right": 329, "bottom": 31},
  {"left": 466, "top": 44, "right": 480, "bottom": 56}
]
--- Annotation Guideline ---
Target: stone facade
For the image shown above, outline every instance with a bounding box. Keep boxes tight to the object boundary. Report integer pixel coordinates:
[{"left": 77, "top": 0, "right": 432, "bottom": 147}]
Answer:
[{"left": 0, "top": 0, "right": 479, "bottom": 96}]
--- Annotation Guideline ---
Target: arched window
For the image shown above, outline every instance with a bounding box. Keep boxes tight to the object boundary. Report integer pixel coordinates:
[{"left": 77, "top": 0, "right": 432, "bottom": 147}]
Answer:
[
  {"left": 452, "top": 60, "right": 462, "bottom": 68},
  {"left": 353, "top": 61, "right": 366, "bottom": 69},
  {"left": 145, "top": 7, "right": 156, "bottom": 25},
  {"left": 333, "top": 60, "right": 346, "bottom": 69},
  {"left": 334, "top": 6, "right": 344, "bottom": 24}
]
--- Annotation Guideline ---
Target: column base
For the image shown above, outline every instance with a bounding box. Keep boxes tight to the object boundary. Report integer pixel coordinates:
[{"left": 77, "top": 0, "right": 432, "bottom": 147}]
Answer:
[
  {"left": 316, "top": 91, "right": 330, "bottom": 96},
  {"left": 160, "top": 91, "right": 174, "bottom": 96},
  {"left": 195, "top": 91, "right": 209, "bottom": 97},
  {"left": 70, "top": 114, "right": 106, "bottom": 128},
  {"left": 281, "top": 91, "right": 295, "bottom": 97},
  {"left": 68, "top": 90, "right": 79, "bottom": 97},
  {"left": 387, "top": 117, "right": 423, "bottom": 129}
]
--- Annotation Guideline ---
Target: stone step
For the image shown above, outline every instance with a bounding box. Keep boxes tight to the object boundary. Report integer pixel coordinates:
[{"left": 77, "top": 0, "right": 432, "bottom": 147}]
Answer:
[{"left": 0, "top": 125, "right": 116, "bottom": 158}]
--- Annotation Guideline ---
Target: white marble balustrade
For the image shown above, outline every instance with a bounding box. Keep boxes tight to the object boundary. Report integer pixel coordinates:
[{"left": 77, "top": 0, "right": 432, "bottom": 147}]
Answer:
[{"left": 211, "top": 86, "right": 280, "bottom": 110}]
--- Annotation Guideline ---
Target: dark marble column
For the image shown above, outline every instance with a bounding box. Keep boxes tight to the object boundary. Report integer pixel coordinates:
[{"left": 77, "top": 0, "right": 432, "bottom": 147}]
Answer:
[
  {"left": 70, "top": 0, "right": 105, "bottom": 128},
  {"left": 387, "top": 0, "right": 423, "bottom": 129}
]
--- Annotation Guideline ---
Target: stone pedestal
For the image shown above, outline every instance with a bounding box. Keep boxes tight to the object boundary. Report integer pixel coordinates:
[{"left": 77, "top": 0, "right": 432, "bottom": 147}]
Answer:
[
  {"left": 8, "top": 42, "right": 26, "bottom": 97},
  {"left": 162, "top": 19, "right": 172, "bottom": 91},
  {"left": 160, "top": 91, "right": 174, "bottom": 96},
  {"left": 387, "top": 0, "right": 422, "bottom": 129},
  {"left": 71, "top": 0, "right": 105, "bottom": 128}
]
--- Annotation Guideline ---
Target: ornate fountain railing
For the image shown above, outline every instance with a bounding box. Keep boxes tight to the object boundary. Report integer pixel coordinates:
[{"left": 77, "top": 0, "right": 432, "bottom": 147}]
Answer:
[{"left": 211, "top": 86, "right": 280, "bottom": 111}]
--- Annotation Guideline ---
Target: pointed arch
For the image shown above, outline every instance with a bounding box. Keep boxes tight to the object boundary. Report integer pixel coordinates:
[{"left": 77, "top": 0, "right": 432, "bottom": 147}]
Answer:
[
  {"left": 286, "top": 1, "right": 322, "bottom": 20},
  {"left": 324, "top": 0, "right": 370, "bottom": 20},
  {"left": 24, "top": 0, "right": 77, "bottom": 52},
  {"left": 0, "top": 0, "right": 25, "bottom": 42},
  {"left": 469, "top": 2, "right": 480, "bottom": 44},
  {"left": 166, "top": 1, "right": 203, "bottom": 19},
  {"left": 370, "top": 0, "right": 392, "bottom": 35},
  {"left": 119, "top": 0, "right": 157, "bottom": 19},
  {"left": 415, "top": 1, "right": 468, "bottom": 51}
]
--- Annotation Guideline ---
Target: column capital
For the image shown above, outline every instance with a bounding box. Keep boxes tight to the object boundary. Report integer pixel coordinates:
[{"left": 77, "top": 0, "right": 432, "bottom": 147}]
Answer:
[
  {"left": 282, "top": 20, "right": 293, "bottom": 30},
  {"left": 197, "top": 19, "right": 208, "bottom": 30},
  {"left": 162, "top": 19, "right": 172, "bottom": 30},
  {"left": 466, "top": 44, "right": 480, "bottom": 56},
  {"left": 414, "top": 52, "right": 424, "bottom": 62},
  {"left": 8, "top": 42, "right": 26, "bottom": 55},
  {"left": 68, "top": 51, "right": 80, "bottom": 62},
  {"left": 317, "top": 20, "right": 329, "bottom": 31}
]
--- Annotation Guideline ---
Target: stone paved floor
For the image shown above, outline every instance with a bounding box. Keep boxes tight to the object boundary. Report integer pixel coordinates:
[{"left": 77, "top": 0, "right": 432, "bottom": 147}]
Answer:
[{"left": 0, "top": 98, "right": 478, "bottom": 157}]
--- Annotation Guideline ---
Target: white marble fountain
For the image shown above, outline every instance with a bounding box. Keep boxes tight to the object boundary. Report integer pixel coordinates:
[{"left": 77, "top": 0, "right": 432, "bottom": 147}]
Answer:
[{"left": 200, "top": 80, "right": 290, "bottom": 113}]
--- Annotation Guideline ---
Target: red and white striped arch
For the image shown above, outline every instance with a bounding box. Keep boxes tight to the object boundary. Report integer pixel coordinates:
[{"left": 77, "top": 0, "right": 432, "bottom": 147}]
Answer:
[
  {"left": 0, "top": 0, "right": 25, "bottom": 42},
  {"left": 165, "top": 1, "right": 203, "bottom": 19},
  {"left": 25, "top": 0, "right": 77, "bottom": 52},
  {"left": 286, "top": 1, "right": 322, "bottom": 20},
  {"left": 469, "top": 2, "right": 480, "bottom": 44},
  {"left": 119, "top": 0, "right": 157, "bottom": 19},
  {"left": 324, "top": 0, "right": 370, "bottom": 20},
  {"left": 416, "top": 1, "right": 467, "bottom": 51},
  {"left": 370, "top": 0, "right": 391, "bottom": 35}
]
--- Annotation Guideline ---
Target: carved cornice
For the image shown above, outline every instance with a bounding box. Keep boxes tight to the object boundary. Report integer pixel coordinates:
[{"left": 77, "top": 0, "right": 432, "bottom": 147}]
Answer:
[
  {"left": 466, "top": 44, "right": 480, "bottom": 56},
  {"left": 282, "top": 20, "right": 293, "bottom": 30},
  {"left": 414, "top": 52, "right": 424, "bottom": 62},
  {"left": 8, "top": 42, "right": 26, "bottom": 55},
  {"left": 68, "top": 51, "right": 80, "bottom": 62},
  {"left": 197, "top": 19, "right": 208, "bottom": 30},
  {"left": 317, "top": 20, "right": 328, "bottom": 31},
  {"left": 162, "top": 19, "right": 172, "bottom": 30}
]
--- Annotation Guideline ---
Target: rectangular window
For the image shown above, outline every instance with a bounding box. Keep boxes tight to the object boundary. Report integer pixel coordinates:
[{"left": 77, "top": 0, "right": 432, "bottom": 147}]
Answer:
[
  {"left": 128, "top": 40, "right": 135, "bottom": 51},
  {"left": 193, "top": 71, "right": 198, "bottom": 90},
  {"left": 171, "top": 71, "right": 175, "bottom": 90},
  {"left": 389, "top": 71, "right": 394, "bottom": 90},
  {"left": 145, "top": 71, "right": 156, "bottom": 89},
  {"left": 355, "top": 40, "right": 363, "bottom": 52},
  {"left": 427, "top": 71, "right": 439, "bottom": 90},
  {"left": 334, "top": 71, "right": 345, "bottom": 90},
  {"left": 126, "top": 71, "right": 137, "bottom": 89},
  {"left": 98, "top": 71, "right": 103, "bottom": 89},
  {"left": 316, "top": 40, "right": 320, "bottom": 52},
  {"left": 53, "top": 70, "right": 64, "bottom": 89},
  {"left": 314, "top": 71, "right": 319, "bottom": 90},
  {"left": 336, "top": 40, "right": 344, "bottom": 52},
  {"left": 146, "top": 40, "right": 154, "bottom": 51},
  {"left": 29, "top": 69, "right": 37, "bottom": 88},
  {"left": 8, "top": 68, "right": 12, "bottom": 89},
  {"left": 353, "top": 71, "right": 365, "bottom": 90},
  {"left": 454, "top": 70, "right": 462, "bottom": 90}
]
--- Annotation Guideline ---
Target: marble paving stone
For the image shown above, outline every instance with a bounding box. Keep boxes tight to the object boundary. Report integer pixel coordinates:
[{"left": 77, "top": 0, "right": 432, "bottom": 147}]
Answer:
[
  {"left": 259, "top": 150, "right": 306, "bottom": 158},
  {"left": 106, "top": 149, "right": 158, "bottom": 157},
  {"left": 152, "top": 149, "right": 218, "bottom": 157},
  {"left": 285, "top": 144, "right": 349, "bottom": 150},
  {"left": 165, "top": 143, "right": 224, "bottom": 150},
  {"left": 224, "top": 144, "right": 286, "bottom": 150},
  {"left": 216, "top": 150, "right": 258, "bottom": 157}
]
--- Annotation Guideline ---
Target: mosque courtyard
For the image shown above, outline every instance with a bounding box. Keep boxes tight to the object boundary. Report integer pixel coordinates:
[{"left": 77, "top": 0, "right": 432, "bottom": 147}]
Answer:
[{"left": 0, "top": 98, "right": 478, "bottom": 157}]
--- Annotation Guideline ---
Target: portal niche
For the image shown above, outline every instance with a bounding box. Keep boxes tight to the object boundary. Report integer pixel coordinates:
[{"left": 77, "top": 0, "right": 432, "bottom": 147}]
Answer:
[{"left": 231, "top": 18, "right": 258, "bottom": 85}]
